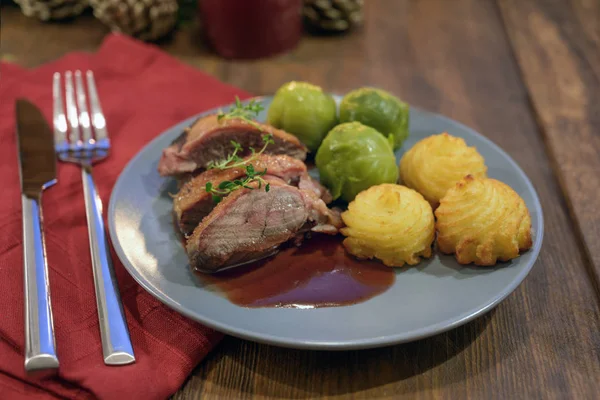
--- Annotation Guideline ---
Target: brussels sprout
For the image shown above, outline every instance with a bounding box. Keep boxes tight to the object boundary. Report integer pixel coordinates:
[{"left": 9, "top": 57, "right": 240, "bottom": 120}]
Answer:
[
  {"left": 315, "top": 122, "right": 399, "bottom": 203},
  {"left": 267, "top": 81, "right": 338, "bottom": 152},
  {"left": 340, "top": 87, "right": 410, "bottom": 149}
]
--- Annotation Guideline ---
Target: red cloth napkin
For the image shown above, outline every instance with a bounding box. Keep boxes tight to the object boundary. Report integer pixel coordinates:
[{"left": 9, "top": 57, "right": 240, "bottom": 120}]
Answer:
[{"left": 0, "top": 34, "right": 251, "bottom": 400}]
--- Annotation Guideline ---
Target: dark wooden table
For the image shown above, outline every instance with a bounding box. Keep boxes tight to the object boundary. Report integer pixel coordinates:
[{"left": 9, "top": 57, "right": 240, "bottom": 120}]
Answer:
[{"left": 3, "top": 0, "right": 599, "bottom": 398}]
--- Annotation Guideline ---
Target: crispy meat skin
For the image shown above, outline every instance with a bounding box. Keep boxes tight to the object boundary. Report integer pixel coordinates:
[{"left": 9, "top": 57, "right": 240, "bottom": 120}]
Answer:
[
  {"left": 173, "top": 154, "right": 331, "bottom": 236},
  {"left": 186, "top": 179, "right": 342, "bottom": 273},
  {"left": 158, "top": 115, "right": 307, "bottom": 176}
]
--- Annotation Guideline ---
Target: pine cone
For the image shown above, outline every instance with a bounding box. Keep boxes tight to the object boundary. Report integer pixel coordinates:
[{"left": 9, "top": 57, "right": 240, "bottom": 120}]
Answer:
[
  {"left": 303, "top": 0, "right": 363, "bottom": 33},
  {"left": 14, "top": 0, "right": 88, "bottom": 21},
  {"left": 90, "top": 0, "right": 178, "bottom": 41}
]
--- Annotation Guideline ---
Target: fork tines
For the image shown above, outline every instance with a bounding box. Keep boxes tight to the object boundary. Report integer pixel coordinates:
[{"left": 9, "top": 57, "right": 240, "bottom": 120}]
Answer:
[{"left": 53, "top": 71, "right": 109, "bottom": 157}]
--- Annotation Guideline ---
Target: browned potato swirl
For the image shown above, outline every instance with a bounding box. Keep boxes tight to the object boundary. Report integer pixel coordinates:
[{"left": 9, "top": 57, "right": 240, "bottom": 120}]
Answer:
[
  {"left": 399, "top": 133, "right": 487, "bottom": 208},
  {"left": 435, "top": 176, "right": 533, "bottom": 266},
  {"left": 341, "top": 184, "right": 435, "bottom": 267}
]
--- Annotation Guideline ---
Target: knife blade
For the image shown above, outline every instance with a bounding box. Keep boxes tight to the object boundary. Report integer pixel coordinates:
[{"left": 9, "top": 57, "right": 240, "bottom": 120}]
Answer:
[
  {"left": 17, "top": 99, "right": 57, "bottom": 196},
  {"left": 16, "top": 99, "right": 60, "bottom": 372}
]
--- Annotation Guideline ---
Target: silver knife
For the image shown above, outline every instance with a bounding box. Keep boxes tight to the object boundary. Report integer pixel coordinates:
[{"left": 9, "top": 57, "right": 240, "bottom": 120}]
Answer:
[{"left": 16, "top": 99, "right": 60, "bottom": 372}]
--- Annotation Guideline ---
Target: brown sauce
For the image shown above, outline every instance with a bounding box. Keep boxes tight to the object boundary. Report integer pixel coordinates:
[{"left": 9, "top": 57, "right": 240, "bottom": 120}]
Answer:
[{"left": 197, "top": 234, "right": 396, "bottom": 309}]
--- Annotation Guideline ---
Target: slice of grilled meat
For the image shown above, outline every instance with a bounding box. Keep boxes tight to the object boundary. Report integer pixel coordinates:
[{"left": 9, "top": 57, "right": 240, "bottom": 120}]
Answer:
[
  {"left": 158, "top": 115, "right": 307, "bottom": 177},
  {"left": 186, "top": 178, "right": 342, "bottom": 273},
  {"left": 173, "top": 154, "right": 332, "bottom": 236}
]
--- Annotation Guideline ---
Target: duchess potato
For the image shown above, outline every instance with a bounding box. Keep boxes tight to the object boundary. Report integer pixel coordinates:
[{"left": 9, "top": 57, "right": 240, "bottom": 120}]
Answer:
[
  {"left": 341, "top": 184, "right": 434, "bottom": 267},
  {"left": 399, "top": 133, "right": 487, "bottom": 208},
  {"left": 435, "top": 175, "right": 533, "bottom": 266}
]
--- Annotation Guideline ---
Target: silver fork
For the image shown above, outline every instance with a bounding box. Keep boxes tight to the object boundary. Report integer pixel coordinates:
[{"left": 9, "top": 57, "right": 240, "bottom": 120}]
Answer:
[{"left": 53, "top": 70, "right": 135, "bottom": 365}]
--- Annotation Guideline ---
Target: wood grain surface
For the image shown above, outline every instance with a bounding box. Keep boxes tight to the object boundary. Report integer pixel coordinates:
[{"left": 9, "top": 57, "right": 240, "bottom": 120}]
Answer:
[
  {"left": 498, "top": 0, "right": 600, "bottom": 280},
  {"left": 3, "top": 0, "right": 600, "bottom": 398}
]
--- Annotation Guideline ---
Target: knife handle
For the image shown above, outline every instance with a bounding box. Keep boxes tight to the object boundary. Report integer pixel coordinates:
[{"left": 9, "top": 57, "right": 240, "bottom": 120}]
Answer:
[
  {"left": 81, "top": 165, "right": 135, "bottom": 365},
  {"left": 22, "top": 194, "right": 59, "bottom": 372}
]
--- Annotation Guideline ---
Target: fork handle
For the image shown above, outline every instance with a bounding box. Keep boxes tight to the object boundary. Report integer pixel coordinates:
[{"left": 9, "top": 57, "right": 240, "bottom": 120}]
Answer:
[
  {"left": 81, "top": 164, "right": 135, "bottom": 365},
  {"left": 22, "top": 194, "right": 59, "bottom": 372}
]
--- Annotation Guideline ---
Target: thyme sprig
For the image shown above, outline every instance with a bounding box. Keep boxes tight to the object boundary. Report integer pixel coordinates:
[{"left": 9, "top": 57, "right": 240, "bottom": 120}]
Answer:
[
  {"left": 217, "top": 96, "right": 264, "bottom": 130},
  {"left": 205, "top": 164, "right": 270, "bottom": 204},
  {"left": 206, "top": 134, "right": 275, "bottom": 170},
  {"left": 204, "top": 133, "right": 275, "bottom": 203}
]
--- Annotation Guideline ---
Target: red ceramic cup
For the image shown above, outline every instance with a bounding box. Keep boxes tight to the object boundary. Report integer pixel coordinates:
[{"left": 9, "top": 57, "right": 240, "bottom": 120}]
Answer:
[{"left": 198, "top": 0, "right": 303, "bottom": 60}]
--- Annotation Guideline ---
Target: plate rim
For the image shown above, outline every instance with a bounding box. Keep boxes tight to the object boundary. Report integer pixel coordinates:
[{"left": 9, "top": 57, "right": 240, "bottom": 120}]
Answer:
[{"left": 108, "top": 96, "right": 544, "bottom": 350}]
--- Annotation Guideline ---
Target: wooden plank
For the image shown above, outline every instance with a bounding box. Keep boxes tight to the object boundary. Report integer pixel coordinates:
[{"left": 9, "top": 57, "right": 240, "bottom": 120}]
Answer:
[
  {"left": 498, "top": 0, "right": 600, "bottom": 277},
  {"left": 3, "top": 2, "right": 600, "bottom": 398},
  {"left": 1, "top": 9, "right": 108, "bottom": 66}
]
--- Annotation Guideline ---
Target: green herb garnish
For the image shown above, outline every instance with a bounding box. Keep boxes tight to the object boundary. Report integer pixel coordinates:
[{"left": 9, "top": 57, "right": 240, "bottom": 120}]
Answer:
[
  {"left": 206, "top": 133, "right": 275, "bottom": 170},
  {"left": 217, "top": 96, "right": 264, "bottom": 130},
  {"left": 205, "top": 110, "right": 275, "bottom": 201},
  {"left": 205, "top": 164, "right": 271, "bottom": 204}
]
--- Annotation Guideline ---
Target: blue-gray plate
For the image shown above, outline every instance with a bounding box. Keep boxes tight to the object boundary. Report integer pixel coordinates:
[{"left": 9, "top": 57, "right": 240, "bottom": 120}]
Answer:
[{"left": 108, "top": 96, "right": 543, "bottom": 350}]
